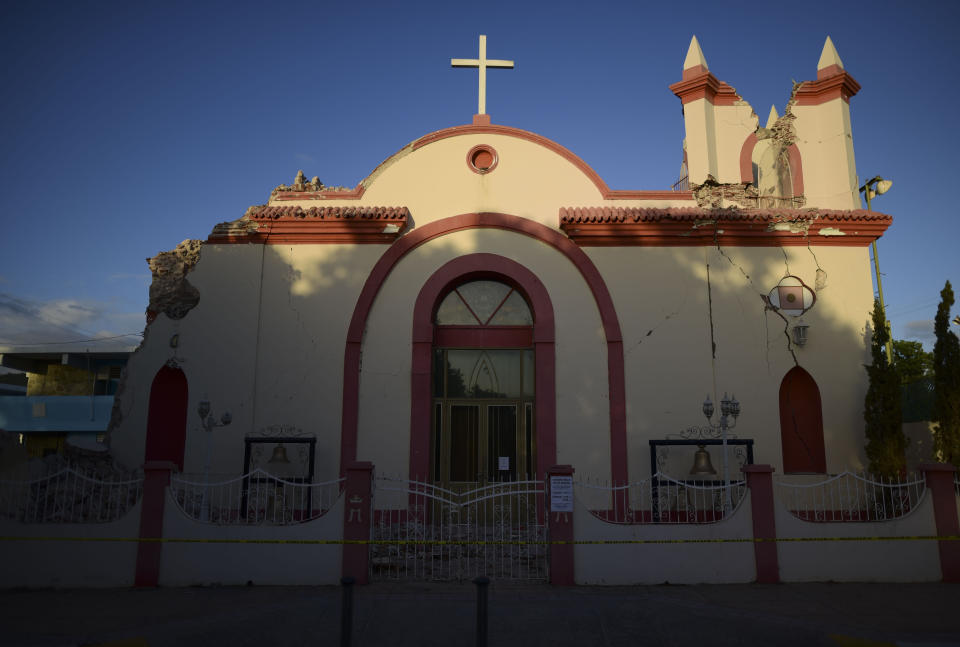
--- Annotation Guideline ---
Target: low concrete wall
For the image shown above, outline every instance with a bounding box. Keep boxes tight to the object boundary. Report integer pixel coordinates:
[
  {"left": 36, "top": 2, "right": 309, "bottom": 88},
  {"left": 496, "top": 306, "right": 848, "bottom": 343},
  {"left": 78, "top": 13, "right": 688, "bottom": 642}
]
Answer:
[
  {"left": 775, "top": 492, "right": 941, "bottom": 582},
  {"left": 0, "top": 502, "right": 141, "bottom": 588},
  {"left": 574, "top": 492, "right": 756, "bottom": 585},
  {"left": 158, "top": 489, "right": 344, "bottom": 586}
]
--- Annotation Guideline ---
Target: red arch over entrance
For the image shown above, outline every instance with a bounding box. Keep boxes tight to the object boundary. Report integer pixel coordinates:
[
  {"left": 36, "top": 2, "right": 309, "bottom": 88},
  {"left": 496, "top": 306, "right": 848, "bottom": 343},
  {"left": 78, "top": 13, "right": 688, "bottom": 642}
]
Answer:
[
  {"left": 410, "top": 253, "right": 555, "bottom": 481},
  {"left": 340, "top": 212, "right": 627, "bottom": 482}
]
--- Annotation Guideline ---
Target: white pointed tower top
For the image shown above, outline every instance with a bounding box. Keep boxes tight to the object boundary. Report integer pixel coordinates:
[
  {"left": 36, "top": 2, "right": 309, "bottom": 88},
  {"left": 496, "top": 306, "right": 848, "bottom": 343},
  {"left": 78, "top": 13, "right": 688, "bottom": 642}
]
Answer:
[
  {"left": 683, "top": 35, "right": 709, "bottom": 72},
  {"left": 817, "top": 36, "right": 844, "bottom": 71},
  {"left": 766, "top": 105, "right": 779, "bottom": 128}
]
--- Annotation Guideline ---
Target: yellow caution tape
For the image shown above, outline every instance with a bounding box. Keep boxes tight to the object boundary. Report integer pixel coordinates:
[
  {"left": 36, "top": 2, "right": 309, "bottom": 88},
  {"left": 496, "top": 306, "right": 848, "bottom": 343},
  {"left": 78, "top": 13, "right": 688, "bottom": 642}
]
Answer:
[{"left": 1, "top": 535, "right": 958, "bottom": 545}]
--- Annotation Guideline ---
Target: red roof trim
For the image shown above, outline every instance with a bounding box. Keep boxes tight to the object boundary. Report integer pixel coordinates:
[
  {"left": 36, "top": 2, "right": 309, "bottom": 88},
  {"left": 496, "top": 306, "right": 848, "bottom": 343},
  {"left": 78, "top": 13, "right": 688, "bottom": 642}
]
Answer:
[
  {"left": 793, "top": 70, "right": 861, "bottom": 106},
  {"left": 669, "top": 71, "right": 743, "bottom": 106},
  {"left": 208, "top": 206, "right": 409, "bottom": 244},
  {"left": 559, "top": 207, "right": 891, "bottom": 246}
]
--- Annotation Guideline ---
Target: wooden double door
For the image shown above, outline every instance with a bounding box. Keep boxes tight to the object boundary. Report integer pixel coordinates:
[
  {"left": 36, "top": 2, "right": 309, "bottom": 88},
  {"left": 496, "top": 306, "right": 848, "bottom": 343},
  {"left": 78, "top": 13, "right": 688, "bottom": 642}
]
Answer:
[{"left": 433, "top": 400, "right": 535, "bottom": 490}]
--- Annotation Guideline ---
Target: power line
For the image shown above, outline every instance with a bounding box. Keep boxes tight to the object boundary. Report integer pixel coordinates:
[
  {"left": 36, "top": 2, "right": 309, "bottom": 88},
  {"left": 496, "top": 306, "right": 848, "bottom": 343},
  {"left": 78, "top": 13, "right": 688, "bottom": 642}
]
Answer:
[{"left": 0, "top": 332, "right": 143, "bottom": 346}]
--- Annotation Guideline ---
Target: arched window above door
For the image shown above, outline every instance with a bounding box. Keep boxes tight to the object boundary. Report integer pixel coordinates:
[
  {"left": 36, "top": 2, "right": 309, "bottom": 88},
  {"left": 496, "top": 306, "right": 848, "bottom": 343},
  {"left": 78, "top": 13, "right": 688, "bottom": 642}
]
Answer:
[{"left": 435, "top": 280, "right": 532, "bottom": 326}]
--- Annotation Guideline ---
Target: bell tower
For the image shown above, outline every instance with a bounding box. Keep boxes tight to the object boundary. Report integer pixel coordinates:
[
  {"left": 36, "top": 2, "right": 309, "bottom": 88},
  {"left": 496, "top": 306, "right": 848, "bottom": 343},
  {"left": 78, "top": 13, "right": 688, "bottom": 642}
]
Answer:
[
  {"left": 669, "top": 36, "right": 757, "bottom": 187},
  {"left": 790, "top": 37, "right": 862, "bottom": 209}
]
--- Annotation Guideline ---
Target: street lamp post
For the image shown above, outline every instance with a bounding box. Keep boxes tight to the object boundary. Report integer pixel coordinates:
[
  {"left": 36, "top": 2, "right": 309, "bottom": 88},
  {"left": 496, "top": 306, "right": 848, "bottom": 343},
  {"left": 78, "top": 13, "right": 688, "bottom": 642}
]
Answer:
[
  {"left": 702, "top": 393, "right": 741, "bottom": 512},
  {"left": 198, "top": 398, "right": 232, "bottom": 522},
  {"left": 859, "top": 175, "right": 894, "bottom": 364}
]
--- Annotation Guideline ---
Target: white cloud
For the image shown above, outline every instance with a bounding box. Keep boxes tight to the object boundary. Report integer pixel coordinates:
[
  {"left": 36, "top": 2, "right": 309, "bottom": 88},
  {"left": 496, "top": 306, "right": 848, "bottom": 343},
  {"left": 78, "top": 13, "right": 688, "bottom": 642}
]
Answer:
[
  {"left": 108, "top": 273, "right": 151, "bottom": 284},
  {"left": 900, "top": 319, "right": 936, "bottom": 346},
  {"left": 0, "top": 293, "right": 142, "bottom": 352}
]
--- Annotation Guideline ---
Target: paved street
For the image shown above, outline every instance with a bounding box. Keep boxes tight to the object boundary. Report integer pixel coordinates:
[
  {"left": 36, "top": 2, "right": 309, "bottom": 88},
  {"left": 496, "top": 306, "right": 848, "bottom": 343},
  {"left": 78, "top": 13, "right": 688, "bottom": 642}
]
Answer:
[{"left": 1, "top": 582, "right": 958, "bottom": 647}]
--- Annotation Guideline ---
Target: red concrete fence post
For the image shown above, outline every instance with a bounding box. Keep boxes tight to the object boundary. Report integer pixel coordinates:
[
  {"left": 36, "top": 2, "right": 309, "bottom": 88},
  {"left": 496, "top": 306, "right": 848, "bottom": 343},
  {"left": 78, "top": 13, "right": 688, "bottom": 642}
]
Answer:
[
  {"left": 743, "top": 464, "right": 779, "bottom": 584},
  {"left": 343, "top": 461, "right": 373, "bottom": 584},
  {"left": 919, "top": 463, "right": 960, "bottom": 582},
  {"left": 547, "top": 464, "right": 575, "bottom": 585},
  {"left": 134, "top": 460, "right": 175, "bottom": 587}
]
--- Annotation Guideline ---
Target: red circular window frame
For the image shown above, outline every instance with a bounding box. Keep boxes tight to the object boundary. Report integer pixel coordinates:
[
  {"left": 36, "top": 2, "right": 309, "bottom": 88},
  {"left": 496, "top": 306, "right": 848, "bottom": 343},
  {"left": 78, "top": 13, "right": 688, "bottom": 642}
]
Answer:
[{"left": 466, "top": 144, "right": 499, "bottom": 175}]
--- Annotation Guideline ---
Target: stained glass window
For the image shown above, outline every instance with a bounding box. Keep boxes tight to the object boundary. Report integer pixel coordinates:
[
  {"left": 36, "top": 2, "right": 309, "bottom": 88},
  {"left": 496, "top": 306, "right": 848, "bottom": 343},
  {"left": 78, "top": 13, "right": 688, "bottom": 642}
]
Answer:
[{"left": 435, "top": 280, "right": 532, "bottom": 326}]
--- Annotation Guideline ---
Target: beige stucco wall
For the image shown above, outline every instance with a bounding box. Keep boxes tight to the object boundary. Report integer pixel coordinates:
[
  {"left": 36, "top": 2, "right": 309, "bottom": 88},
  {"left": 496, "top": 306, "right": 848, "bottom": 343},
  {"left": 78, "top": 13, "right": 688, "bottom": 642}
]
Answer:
[
  {"left": 0, "top": 501, "right": 141, "bottom": 587},
  {"left": 110, "top": 243, "right": 263, "bottom": 472},
  {"left": 590, "top": 243, "right": 874, "bottom": 479},
  {"left": 714, "top": 103, "right": 759, "bottom": 184},
  {"left": 159, "top": 488, "right": 343, "bottom": 586},
  {"left": 775, "top": 491, "right": 941, "bottom": 582},
  {"left": 792, "top": 98, "right": 859, "bottom": 209},
  {"left": 110, "top": 242, "right": 384, "bottom": 480},
  {"left": 682, "top": 99, "right": 718, "bottom": 185},
  {"left": 273, "top": 131, "right": 692, "bottom": 220},
  {"left": 574, "top": 490, "right": 756, "bottom": 584}
]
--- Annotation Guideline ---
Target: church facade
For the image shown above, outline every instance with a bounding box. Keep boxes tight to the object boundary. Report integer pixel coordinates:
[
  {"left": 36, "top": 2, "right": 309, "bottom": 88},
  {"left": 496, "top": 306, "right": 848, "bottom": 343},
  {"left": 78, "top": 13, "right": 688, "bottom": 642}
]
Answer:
[{"left": 109, "top": 36, "right": 890, "bottom": 493}]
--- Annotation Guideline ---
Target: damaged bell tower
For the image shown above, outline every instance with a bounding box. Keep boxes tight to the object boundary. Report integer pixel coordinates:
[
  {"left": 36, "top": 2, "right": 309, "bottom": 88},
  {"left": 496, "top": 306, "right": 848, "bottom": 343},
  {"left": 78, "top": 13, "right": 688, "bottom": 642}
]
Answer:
[{"left": 669, "top": 35, "right": 862, "bottom": 211}]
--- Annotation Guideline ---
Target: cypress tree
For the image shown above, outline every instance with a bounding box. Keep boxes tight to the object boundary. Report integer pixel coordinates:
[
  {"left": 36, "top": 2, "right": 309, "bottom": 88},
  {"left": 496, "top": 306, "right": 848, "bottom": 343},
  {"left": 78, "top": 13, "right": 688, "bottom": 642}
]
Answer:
[
  {"left": 932, "top": 280, "right": 960, "bottom": 464},
  {"left": 863, "top": 299, "right": 907, "bottom": 476}
]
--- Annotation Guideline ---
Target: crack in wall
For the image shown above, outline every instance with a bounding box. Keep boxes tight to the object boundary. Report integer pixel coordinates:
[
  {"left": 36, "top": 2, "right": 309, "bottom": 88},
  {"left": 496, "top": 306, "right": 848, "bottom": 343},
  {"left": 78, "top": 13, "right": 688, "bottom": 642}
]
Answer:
[
  {"left": 279, "top": 247, "right": 323, "bottom": 399},
  {"left": 698, "top": 221, "right": 801, "bottom": 370},
  {"left": 805, "top": 238, "right": 828, "bottom": 290},
  {"left": 706, "top": 263, "right": 717, "bottom": 360},
  {"left": 626, "top": 305, "right": 683, "bottom": 356},
  {"left": 780, "top": 247, "right": 792, "bottom": 276},
  {"left": 764, "top": 296, "right": 800, "bottom": 367}
]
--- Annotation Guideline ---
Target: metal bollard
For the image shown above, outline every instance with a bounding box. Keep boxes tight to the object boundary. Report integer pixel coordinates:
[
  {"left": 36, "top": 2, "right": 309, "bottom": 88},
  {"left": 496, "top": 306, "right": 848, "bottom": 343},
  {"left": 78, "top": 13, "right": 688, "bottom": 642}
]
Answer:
[
  {"left": 473, "top": 576, "right": 490, "bottom": 647},
  {"left": 340, "top": 576, "right": 355, "bottom": 647}
]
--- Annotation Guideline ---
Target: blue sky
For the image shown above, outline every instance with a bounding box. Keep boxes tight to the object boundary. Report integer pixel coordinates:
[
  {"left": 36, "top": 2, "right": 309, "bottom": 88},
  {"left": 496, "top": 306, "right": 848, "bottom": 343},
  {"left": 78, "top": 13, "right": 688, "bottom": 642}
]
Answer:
[{"left": 0, "top": 0, "right": 957, "bottom": 353}]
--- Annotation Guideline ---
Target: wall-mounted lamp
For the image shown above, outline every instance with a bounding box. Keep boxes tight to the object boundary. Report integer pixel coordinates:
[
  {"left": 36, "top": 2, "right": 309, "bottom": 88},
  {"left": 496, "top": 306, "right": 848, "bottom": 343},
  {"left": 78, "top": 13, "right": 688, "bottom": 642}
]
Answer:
[{"left": 792, "top": 319, "right": 810, "bottom": 346}]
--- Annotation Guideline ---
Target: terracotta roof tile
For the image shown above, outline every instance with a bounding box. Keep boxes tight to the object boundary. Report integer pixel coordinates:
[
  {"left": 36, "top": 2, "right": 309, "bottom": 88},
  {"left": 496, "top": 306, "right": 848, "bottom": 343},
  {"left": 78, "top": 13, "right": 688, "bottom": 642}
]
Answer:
[
  {"left": 559, "top": 207, "right": 891, "bottom": 224},
  {"left": 559, "top": 207, "right": 892, "bottom": 247},
  {"left": 248, "top": 205, "right": 409, "bottom": 221}
]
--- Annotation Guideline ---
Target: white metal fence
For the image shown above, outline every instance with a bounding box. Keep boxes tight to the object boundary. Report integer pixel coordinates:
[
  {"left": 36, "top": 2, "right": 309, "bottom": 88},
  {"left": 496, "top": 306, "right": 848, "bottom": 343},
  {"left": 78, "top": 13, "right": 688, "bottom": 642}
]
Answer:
[
  {"left": 575, "top": 473, "right": 747, "bottom": 524},
  {"left": 0, "top": 467, "right": 143, "bottom": 523},
  {"left": 775, "top": 472, "right": 926, "bottom": 522},
  {"left": 371, "top": 477, "right": 548, "bottom": 582},
  {"left": 170, "top": 469, "right": 344, "bottom": 525}
]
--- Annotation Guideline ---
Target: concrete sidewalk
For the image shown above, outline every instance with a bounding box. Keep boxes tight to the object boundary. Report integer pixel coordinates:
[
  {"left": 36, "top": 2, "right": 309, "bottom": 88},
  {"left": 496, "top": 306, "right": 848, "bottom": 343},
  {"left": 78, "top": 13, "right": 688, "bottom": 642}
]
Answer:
[{"left": 1, "top": 582, "right": 958, "bottom": 647}]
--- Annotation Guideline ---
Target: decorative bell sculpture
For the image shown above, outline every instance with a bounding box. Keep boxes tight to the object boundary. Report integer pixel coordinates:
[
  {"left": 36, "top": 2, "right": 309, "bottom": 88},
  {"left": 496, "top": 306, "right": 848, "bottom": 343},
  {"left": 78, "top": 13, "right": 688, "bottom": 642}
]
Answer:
[
  {"left": 689, "top": 445, "right": 717, "bottom": 476},
  {"left": 267, "top": 444, "right": 291, "bottom": 465}
]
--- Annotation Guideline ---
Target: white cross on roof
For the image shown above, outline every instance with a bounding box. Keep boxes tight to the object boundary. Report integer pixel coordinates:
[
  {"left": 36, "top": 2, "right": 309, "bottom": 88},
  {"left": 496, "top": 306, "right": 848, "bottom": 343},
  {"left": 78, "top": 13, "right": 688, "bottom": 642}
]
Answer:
[{"left": 451, "top": 35, "right": 514, "bottom": 116}]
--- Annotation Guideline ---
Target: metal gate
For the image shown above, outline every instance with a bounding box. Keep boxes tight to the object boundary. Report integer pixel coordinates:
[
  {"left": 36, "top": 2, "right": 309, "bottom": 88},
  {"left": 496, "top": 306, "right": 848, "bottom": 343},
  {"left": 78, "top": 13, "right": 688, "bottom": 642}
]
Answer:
[{"left": 370, "top": 476, "right": 548, "bottom": 581}]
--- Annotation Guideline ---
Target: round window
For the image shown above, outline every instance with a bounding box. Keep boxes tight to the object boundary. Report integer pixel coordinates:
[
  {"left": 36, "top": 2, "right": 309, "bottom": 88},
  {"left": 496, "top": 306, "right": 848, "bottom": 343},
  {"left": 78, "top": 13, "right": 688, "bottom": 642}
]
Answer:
[{"left": 467, "top": 145, "right": 498, "bottom": 174}]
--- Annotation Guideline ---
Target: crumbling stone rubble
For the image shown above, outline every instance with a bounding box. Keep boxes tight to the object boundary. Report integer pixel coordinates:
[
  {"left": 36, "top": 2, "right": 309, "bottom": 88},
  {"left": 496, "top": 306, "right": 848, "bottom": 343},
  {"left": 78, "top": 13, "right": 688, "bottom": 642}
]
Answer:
[
  {"left": 147, "top": 239, "right": 202, "bottom": 320},
  {"left": 692, "top": 176, "right": 760, "bottom": 209},
  {"left": 210, "top": 208, "right": 262, "bottom": 238},
  {"left": 270, "top": 170, "right": 350, "bottom": 196}
]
